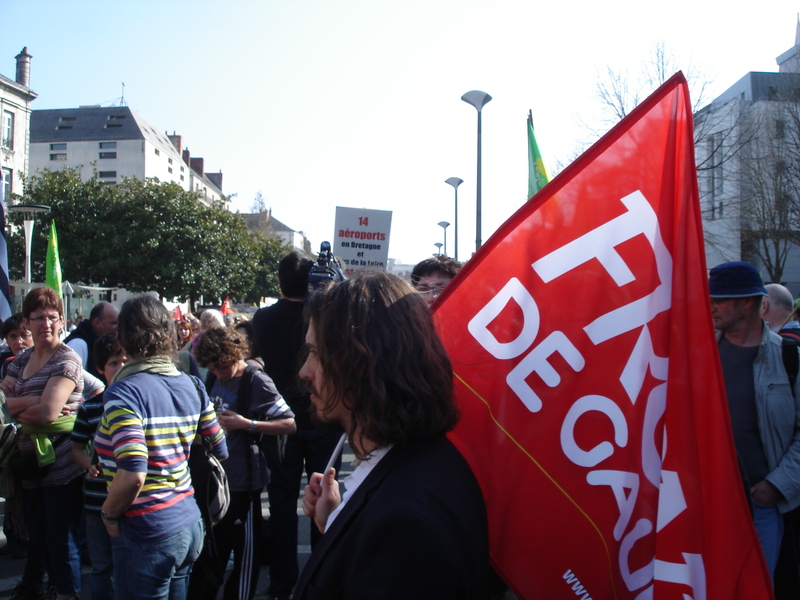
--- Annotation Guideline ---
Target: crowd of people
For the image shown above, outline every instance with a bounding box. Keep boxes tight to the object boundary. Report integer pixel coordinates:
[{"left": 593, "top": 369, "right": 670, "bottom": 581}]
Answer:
[
  {"left": 0, "top": 245, "right": 507, "bottom": 600},
  {"left": 2, "top": 249, "right": 800, "bottom": 600}
]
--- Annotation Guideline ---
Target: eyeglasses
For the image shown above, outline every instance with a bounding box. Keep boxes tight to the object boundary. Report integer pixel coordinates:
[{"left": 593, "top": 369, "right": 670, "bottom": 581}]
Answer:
[
  {"left": 416, "top": 284, "right": 448, "bottom": 296},
  {"left": 29, "top": 315, "right": 61, "bottom": 325}
]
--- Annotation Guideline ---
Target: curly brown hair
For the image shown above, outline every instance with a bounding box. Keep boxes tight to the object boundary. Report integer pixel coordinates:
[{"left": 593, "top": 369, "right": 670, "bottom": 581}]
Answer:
[
  {"left": 305, "top": 271, "right": 458, "bottom": 459},
  {"left": 193, "top": 327, "right": 247, "bottom": 368}
]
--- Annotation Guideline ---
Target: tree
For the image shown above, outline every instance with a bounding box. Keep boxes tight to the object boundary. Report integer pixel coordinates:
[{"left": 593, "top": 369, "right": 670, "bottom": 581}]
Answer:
[
  {"left": 736, "top": 98, "right": 800, "bottom": 282},
  {"left": 250, "top": 190, "right": 267, "bottom": 214},
  {"left": 13, "top": 169, "right": 271, "bottom": 304},
  {"left": 245, "top": 235, "right": 288, "bottom": 303}
]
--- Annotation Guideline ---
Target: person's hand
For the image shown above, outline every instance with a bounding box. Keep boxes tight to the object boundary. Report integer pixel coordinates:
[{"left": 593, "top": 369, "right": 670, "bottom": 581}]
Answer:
[
  {"left": 102, "top": 515, "right": 121, "bottom": 537},
  {"left": 0, "top": 382, "right": 12, "bottom": 396},
  {"left": 751, "top": 480, "right": 780, "bottom": 506},
  {"left": 86, "top": 464, "right": 100, "bottom": 479},
  {"left": 302, "top": 468, "right": 340, "bottom": 533},
  {"left": 218, "top": 409, "right": 249, "bottom": 432}
]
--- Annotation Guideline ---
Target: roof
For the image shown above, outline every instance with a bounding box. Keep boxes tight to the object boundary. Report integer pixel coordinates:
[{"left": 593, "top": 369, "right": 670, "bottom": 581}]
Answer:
[{"left": 30, "top": 106, "right": 181, "bottom": 160}]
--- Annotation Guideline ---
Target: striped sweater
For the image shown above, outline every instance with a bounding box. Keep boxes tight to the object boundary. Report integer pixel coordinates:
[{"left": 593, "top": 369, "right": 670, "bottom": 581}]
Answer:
[{"left": 94, "top": 371, "right": 228, "bottom": 542}]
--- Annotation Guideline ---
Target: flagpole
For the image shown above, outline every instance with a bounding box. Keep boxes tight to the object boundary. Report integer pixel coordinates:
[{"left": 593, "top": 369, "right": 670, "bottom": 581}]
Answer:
[{"left": 7, "top": 204, "right": 50, "bottom": 297}]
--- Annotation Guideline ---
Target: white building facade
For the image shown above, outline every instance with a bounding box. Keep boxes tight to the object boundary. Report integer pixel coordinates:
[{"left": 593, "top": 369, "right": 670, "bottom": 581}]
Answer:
[
  {"left": 29, "top": 106, "right": 227, "bottom": 207},
  {"left": 696, "top": 22, "right": 800, "bottom": 292},
  {"left": 0, "top": 48, "right": 37, "bottom": 200}
]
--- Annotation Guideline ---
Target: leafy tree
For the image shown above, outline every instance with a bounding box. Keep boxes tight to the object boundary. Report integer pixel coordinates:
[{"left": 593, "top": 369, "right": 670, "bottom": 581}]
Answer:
[
  {"left": 12, "top": 169, "right": 271, "bottom": 304},
  {"left": 245, "top": 235, "right": 288, "bottom": 303}
]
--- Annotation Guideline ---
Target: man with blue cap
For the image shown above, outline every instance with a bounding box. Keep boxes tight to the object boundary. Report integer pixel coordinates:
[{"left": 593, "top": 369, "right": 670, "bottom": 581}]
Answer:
[{"left": 710, "top": 260, "right": 800, "bottom": 581}]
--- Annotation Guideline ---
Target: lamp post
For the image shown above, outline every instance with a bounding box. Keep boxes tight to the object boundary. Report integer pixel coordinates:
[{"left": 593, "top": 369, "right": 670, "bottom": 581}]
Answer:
[
  {"left": 8, "top": 204, "right": 50, "bottom": 295},
  {"left": 434, "top": 242, "right": 443, "bottom": 255},
  {"left": 444, "top": 177, "right": 462, "bottom": 260},
  {"left": 437, "top": 221, "right": 450, "bottom": 256},
  {"left": 461, "top": 90, "right": 491, "bottom": 253}
]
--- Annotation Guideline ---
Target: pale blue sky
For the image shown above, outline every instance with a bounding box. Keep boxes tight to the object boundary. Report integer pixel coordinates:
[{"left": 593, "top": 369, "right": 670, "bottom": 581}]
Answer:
[{"left": 2, "top": 0, "right": 798, "bottom": 263}]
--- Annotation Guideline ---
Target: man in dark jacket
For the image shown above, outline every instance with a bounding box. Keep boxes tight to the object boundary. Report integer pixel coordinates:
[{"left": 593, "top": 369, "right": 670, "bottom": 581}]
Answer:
[
  {"left": 252, "top": 251, "right": 343, "bottom": 600},
  {"left": 296, "top": 271, "right": 488, "bottom": 600},
  {"left": 64, "top": 301, "right": 118, "bottom": 377}
]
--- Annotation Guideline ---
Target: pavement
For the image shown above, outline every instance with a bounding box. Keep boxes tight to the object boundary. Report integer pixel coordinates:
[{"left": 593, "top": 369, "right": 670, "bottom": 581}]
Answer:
[{"left": 0, "top": 445, "right": 356, "bottom": 600}]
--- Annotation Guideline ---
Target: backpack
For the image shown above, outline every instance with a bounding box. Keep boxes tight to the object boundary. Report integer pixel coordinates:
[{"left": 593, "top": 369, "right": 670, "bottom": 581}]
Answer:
[
  {"left": 780, "top": 331, "right": 800, "bottom": 392},
  {"left": 205, "top": 365, "right": 287, "bottom": 469},
  {"left": 188, "top": 377, "right": 231, "bottom": 529}
]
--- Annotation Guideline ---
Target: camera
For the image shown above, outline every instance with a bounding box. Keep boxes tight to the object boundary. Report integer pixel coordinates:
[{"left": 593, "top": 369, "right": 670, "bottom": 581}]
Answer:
[{"left": 307, "top": 241, "right": 346, "bottom": 294}]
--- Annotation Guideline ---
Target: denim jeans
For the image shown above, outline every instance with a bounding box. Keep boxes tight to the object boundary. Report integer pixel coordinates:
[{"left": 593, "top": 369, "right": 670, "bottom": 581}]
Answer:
[
  {"left": 85, "top": 509, "right": 125, "bottom": 600},
  {"left": 754, "top": 501, "right": 784, "bottom": 580},
  {"left": 115, "top": 518, "right": 204, "bottom": 600}
]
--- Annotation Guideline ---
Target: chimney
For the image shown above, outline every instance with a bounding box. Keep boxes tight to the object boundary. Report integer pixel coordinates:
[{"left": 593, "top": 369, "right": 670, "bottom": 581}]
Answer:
[
  {"left": 182, "top": 148, "right": 190, "bottom": 165},
  {"left": 206, "top": 171, "right": 223, "bottom": 191},
  {"left": 168, "top": 133, "right": 182, "bottom": 154},
  {"left": 190, "top": 157, "right": 204, "bottom": 177},
  {"left": 15, "top": 47, "right": 32, "bottom": 88}
]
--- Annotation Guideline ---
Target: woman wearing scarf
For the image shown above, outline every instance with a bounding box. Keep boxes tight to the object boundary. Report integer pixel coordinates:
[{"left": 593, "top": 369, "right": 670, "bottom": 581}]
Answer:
[
  {"left": 1, "top": 286, "right": 85, "bottom": 600},
  {"left": 94, "top": 296, "right": 228, "bottom": 600}
]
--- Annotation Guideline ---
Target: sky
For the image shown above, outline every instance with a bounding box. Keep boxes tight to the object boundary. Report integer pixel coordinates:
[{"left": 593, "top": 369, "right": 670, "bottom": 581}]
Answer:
[{"left": 2, "top": 0, "right": 800, "bottom": 265}]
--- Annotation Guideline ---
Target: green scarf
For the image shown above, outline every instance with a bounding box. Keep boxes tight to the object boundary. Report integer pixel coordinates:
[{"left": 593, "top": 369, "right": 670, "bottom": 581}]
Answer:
[
  {"left": 111, "top": 355, "right": 181, "bottom": 385},
  {"left": 20, "top": 414, "right": 77, "bottom": 467}
]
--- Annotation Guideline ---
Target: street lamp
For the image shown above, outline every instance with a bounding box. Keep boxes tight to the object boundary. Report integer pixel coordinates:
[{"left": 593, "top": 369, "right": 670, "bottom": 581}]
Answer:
[
  {"left": 438, "top": 221, "right": 450, "bottom": 256},
  {"left": 444, "top": 177, "right": 462, "bottom": 260},
  {"left": 461, "top": 90, "right": 491, "bottom": 253},
  {"left": 8, "top": 204, "right": 50, "bottom": 295},
  {"left": 434, "top": 242, "right": 443, "bottom": 255}
]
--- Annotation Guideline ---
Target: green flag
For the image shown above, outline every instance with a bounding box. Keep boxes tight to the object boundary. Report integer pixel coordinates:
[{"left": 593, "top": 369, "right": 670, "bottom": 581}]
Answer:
[
  {"left": 527, "top": 111, "right": 549, "bottom": 198},
  {"left": 46, "top": 220, "right": 63, "bottom": 298}
]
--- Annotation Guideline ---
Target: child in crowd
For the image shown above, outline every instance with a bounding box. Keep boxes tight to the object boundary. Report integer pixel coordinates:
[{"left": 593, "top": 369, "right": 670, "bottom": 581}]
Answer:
[
  {"left": 70, "top": 334, "right": 127, "bottom": 600},
  {"left": 0, "top": 314, "right": 33, "bottom": 380}
]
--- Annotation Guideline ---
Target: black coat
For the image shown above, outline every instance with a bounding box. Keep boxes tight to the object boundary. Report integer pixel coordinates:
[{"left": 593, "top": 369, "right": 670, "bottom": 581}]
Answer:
[{"left": 294, "top": 436, "right": 489, "bottom": 600}]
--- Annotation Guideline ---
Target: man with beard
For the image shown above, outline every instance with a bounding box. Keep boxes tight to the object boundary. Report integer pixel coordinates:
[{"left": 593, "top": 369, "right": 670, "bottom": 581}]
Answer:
[{"left": 295, "top": 272, "right": 488, "bottom": 600}]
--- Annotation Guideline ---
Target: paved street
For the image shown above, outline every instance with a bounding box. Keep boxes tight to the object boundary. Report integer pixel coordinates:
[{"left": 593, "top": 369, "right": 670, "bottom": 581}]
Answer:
[{"left": 0, "top": 445, "right": 355, "bottom": 599}]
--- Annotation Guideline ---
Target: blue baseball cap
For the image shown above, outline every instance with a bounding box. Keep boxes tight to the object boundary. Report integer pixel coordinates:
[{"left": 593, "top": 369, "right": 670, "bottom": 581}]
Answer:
[{"left": 708, "top": 261, "right": 768, "bottom": 298}]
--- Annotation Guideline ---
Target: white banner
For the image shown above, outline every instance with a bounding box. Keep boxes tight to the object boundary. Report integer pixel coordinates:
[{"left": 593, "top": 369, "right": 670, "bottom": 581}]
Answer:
[{"left": 333, "top": 206, "right": 392, "bottom": 276}]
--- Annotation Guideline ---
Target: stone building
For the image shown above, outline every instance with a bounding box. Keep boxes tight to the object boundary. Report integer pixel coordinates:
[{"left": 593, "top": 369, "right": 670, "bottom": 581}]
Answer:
[{"left": 0, "top": 48, "right": 37, "bottom": 199}]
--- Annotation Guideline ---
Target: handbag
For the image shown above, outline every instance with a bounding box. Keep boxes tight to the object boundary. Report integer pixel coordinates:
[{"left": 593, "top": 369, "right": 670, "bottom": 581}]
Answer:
[{"left": 0, "top": 422, "right": 17, "bottom": 467}]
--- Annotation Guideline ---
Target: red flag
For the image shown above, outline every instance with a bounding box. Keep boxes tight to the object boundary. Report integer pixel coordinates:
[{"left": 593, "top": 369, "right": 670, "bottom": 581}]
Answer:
[
  {"left": 435, "top": 73, "right": 772, "bottom": 600},
  {"left": 220, "top": 297, "right": 232, "bottom": 316},
  {"left": 172, "top": 305, "right": 183, "bottom": 321}
]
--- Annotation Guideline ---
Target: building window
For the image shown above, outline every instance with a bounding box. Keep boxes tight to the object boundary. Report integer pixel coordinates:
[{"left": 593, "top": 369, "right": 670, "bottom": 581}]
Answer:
[
  {"left": 154, "top": 148, "right": 160, "bottom": 156},
  {"left": 57, "top": 125, "right": 73, "bottom": 130},
  {"left": 2, "top": 111, "right": 14, "bottom": 149},
  {"left": 50, "top": 143, "right": 67, "bottom": 151},
  {"left": 105, "top": 123, "right": 122, "bottom": 129},
  {"left": 50, "top": 153, "right": 67, "bottom": 161},
  {"left": 180, "top": 166, "right": 184, "bottom": 172},
  {"left": 99, "top": 141, "right": 117, "bottom": 149},
  {"left": 102, "top": 181, "right": 116, "bottom": 186},
  {"left": 99, "top": 152, "right": 117, "bottom": 159},
  {"left": 168, "top": 167, "right": 173, "bottom": 174},
  {"left": 180, "top": 175, "right": 184, "bottom": 181},
  {"left": 59, "top": 116, "right": 77, "bottom": 122},
  {"left": 1, "top": 168, "right": 11, "bottom": 199},
  {"left": 98, "top": 171, "right": 116, "bottom": 178},
  {"left": 108, "top": 114, "right": 126, "bottom": 121},
  {"left": 168, "top": 158, "right": 173, "bottom": 164}
]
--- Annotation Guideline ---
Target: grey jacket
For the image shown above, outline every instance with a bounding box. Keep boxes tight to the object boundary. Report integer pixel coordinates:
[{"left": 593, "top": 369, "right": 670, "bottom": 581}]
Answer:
[{"left": 718, "top": 321, "right": 800, "bottom": 513}]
